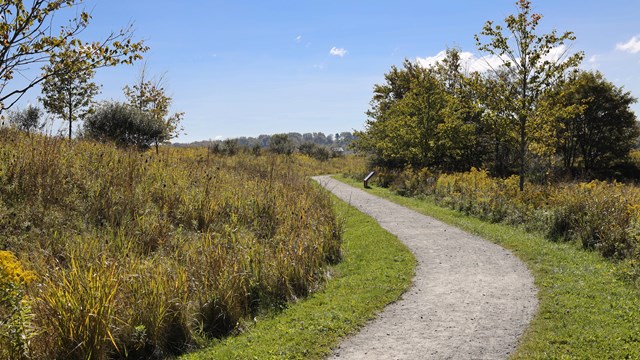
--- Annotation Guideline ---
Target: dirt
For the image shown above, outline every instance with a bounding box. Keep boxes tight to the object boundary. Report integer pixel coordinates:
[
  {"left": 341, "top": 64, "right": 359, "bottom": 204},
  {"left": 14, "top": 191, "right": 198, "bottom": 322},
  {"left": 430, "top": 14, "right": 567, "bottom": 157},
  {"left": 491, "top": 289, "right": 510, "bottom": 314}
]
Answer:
[{"left": 313, "top": 176, "right": 538, "bottom": 360}]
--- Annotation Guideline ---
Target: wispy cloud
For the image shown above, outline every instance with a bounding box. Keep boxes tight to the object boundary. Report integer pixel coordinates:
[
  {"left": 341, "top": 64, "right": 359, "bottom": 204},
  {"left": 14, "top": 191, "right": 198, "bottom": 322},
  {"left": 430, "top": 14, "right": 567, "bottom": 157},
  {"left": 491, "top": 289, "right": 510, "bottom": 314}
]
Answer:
[
  {"left": 329, "top": 47, "right": 347, "bottom": 57},
  {"left": 295, "top": 35, "right": 302, "bottom": 43},
  {"left": 616, "top": 36, "right": 640, "bottom": 54}
]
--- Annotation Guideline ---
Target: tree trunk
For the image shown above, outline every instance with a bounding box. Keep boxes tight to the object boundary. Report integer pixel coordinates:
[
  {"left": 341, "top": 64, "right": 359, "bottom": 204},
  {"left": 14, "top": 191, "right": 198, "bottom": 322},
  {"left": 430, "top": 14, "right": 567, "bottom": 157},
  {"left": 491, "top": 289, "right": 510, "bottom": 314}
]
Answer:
[
  {"left": 68, "top": 102, "right": 73, "bottom": 140},
  {"left": 519, "top": 115, "right": 526, "bottom": 192}
]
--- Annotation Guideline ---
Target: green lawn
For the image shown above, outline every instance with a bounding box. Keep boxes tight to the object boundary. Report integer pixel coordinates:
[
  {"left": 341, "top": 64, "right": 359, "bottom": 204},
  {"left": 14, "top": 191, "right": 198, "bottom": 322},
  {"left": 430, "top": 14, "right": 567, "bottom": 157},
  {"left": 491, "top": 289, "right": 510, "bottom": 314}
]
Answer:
[
  {"left": 336, "top": 175, "right": 640, "bottom": 359},
  {"left": 182, "top": 192, "right": 415, "bottom": 359}
]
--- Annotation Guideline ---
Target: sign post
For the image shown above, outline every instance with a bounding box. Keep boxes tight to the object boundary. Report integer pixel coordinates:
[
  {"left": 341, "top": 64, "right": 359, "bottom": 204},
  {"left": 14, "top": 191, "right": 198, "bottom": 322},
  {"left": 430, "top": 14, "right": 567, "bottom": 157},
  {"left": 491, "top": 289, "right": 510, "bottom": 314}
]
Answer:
[{"left": 364, "top": 171, "right": 376, "bottom": 189}]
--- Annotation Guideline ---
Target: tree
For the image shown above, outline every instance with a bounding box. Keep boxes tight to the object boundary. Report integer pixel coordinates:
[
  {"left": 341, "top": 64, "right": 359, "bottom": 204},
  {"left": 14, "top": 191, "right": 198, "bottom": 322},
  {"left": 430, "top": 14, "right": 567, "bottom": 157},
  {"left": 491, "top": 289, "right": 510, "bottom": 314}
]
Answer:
[
  {"left": 123, "top": 67, "right": 184, "bottom": 153},
  {"left": 553, "top": 71, "right": 639, "bottom": 176},
  {"left": 432, "top": 48, "right": 487, "bottom": 171},
  {"left": 84, "top": 102, "right": 164, "bottom": 149},
  {"left": 352, "top": 60, "right": 449, "bottom": 169},
  {"left": 7, "top": 105, "right": 44, "bottom": 134},
  {"left": 475, "top": 0, "right": 583, "bottom": 190},
  {"left": 0, "top": 0, "right": 147, "bottom": 114},
  {"left": 269, "top": 134, "right": 295, "bottom": 155},
  {"left": 39, "top": 45, "right": 100, "bottom": 140}
]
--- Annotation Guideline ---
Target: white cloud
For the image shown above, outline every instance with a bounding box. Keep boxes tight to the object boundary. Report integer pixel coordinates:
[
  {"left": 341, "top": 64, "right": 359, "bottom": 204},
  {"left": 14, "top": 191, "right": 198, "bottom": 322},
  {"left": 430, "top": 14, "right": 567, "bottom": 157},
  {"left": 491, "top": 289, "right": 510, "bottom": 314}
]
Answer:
[
  {"left": 616, "top": 36, "right": 640, "bottom": 54},
  {"left": 416, "top": 50, "right": 505, "bottom": 73},
  {"left": 329, "top": 47, "right": 347, "bottom": 57},
  {"left": 295, "top": 35, "right": 302, "bottom": 42},
  {"left": 587, "top": 54, "right": 600, "bottom": 69},
  {"left": 417, "top": 45, "right": 571, "bottom": 73}
]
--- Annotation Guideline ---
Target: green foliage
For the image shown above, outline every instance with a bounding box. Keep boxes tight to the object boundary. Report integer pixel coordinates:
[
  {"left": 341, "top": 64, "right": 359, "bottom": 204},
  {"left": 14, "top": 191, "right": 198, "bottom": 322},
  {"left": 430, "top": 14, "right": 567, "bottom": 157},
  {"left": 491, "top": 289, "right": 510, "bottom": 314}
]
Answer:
[
  {"left": 353, "top": 60, "right": 450, "bottom": 169},
  {"left": 299, "top": 142, "right": 331, "bottom": 161},
  {"left": 475, "top": 0, "right": 584, "bottom": 189},
  {"left": 40, "top": 44, "right": 101, "bottom": 140},
  {"left": 0, "top": 0, "right": 147, "bottom": 112},
  {"left": 7, "top": 105, "right": 44, "bottom": 134},
  {"left": 123, "top": 67, "right": 184, "bottom": 150},
  {"left": 269, "top": 133, "right": 295, "bottom": 155},
  {"left": 553, "top": 70, "right": 639, "bottom": 176},
  {"left": 208, "top": 139, "right": 240, "bottom": 156},
  {"left": 84, "top": 101, "right": 164, "bottom": 150}
]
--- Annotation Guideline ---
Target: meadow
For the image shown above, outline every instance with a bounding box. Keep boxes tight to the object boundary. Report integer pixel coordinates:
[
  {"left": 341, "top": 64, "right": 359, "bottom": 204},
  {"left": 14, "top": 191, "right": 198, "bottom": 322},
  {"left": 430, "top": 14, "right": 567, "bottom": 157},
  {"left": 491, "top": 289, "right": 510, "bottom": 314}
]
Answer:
[{"left": 0, "top": 129, "right": 362, "bottom": 360}]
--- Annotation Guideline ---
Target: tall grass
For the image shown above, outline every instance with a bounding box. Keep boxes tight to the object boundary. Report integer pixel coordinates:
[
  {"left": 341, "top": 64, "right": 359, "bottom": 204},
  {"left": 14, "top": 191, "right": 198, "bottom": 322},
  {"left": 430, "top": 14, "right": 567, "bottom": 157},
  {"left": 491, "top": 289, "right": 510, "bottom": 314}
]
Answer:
[{"left": 0, "top": 128, "right": 351, "bottom": 359}]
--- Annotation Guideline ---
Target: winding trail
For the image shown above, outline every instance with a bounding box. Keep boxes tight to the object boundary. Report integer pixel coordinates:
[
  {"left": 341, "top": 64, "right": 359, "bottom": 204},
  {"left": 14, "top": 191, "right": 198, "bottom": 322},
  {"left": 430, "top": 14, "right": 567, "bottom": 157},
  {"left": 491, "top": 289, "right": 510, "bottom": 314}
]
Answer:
[{"left": 313, "top": 176, "right": 538, "bottom": 360}]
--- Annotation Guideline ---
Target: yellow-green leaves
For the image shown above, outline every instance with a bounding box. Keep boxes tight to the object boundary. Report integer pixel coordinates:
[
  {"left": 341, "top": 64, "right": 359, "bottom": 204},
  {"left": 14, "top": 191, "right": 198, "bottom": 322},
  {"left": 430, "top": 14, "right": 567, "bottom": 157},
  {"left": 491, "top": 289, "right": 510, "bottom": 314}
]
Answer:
[{"left": 0, "top": 0, "right": 147, "bottom": 112}]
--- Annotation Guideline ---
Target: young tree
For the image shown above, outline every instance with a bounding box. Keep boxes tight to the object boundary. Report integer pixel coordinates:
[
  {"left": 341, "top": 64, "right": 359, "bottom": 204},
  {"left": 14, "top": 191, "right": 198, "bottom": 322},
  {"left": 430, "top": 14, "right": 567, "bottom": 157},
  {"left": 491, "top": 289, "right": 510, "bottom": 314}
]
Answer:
[
  {"left": 7, "top": 105, "right": 45, "bottom": 134},
  {"left": 0, "top": 1, "right": 148, "bottom": 114},
  {"left": 39, "top": 45, "right": 101, "bottom": 140},
  {"left": 123, "top": 67, "right": 184, "bottom": 153},
  {"left": 475, "top": 0, "right": 583, "bottom": 190}
]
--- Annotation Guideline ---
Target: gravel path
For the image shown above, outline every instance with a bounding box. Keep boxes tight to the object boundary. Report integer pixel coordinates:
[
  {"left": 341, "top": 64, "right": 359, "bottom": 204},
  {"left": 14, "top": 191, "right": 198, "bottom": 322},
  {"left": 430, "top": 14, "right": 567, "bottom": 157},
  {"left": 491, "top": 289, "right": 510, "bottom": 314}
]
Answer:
[{"left": 313, "top": 176, "right": 538, "bottom": 360}]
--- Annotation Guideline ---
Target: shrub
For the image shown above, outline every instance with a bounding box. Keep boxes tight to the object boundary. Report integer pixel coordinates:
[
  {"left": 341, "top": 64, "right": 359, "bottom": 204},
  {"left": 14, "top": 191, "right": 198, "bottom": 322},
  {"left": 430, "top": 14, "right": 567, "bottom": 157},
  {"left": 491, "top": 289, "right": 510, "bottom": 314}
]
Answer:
[
  {"left": 269, "top": 134, "right": 294, "bottom": 155},
  {"left": 299, "top": 142, "right": 330, "bottom": 161},
  {"left": 84, "top": 102, "right": 164, "bottom": 149}
]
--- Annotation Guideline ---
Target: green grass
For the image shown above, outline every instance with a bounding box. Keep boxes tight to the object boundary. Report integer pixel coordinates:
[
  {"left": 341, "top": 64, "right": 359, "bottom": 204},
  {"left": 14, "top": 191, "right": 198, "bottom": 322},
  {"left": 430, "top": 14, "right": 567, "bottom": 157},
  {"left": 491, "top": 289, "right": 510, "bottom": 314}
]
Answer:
[
  {"left": 182, "top": 192, "right": 415, "bottom": 360},
  {"left": 336, "top": 175, "right": 640, "bottom": 359}
]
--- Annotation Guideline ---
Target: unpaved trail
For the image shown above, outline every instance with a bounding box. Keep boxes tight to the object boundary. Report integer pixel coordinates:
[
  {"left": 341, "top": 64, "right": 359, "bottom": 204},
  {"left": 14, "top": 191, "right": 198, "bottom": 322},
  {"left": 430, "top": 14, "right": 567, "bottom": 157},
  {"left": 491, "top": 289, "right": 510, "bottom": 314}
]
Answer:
[{"left": 313, "top": 176, "right": 538, "bottom": 360}]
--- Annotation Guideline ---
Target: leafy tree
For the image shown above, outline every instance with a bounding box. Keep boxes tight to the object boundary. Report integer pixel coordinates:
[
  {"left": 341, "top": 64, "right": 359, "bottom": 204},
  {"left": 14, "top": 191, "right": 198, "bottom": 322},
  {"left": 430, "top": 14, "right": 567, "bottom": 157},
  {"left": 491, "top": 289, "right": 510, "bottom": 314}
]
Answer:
[
  {"left": 353, "top": 60, "right": 449, "bottom": 169},
  {"left": 84, "top": 102, "right": 163, "bottom": 149},
  {"left": 7, "top": 105, "right": 44, "bottom": 134},
  {"left": 432, "top": 49, "right": 487, "bottom": 171},
  {"left": 553, "top": 71, "right": 639, "bottom": 176},
  {"left": 269, "top": 133, "right": 295, "bottom": 155},
  {"left": 0, "top": 1, "right": 147, "bottom": 114},
  {"left": 124, "top": 67, "right": 184, "bottom": 153},
  {"left": 475, "top": 0, "right": 583, "bottom": 190},
  {"left": 39, "top": 45, "right": 100, "bottom": 140}
]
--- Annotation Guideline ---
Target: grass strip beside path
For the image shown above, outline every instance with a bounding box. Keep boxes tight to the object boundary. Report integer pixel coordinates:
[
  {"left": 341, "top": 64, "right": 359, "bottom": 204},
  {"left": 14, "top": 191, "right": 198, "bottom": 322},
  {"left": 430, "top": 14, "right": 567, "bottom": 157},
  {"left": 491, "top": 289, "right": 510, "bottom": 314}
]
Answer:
[
  {"left": 182, "top": 192, "right": 415, "bottom": 359},
  {"left": 336, "top": 175, "right": 640, "bottom": 359}
]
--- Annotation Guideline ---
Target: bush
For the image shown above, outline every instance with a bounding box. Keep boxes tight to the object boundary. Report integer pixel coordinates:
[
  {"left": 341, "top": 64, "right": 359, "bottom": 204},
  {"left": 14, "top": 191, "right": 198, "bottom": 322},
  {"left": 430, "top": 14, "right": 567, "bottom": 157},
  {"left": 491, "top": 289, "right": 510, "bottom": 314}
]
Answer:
[
  {"left": 269, "top": 134, "right": 294, "bottom": 155},
  {"left": 84, "top": 102, "right": 164, "bottom": 149},
  {"left": 299, "top": 142, "right": 330, "bottom": 161}
]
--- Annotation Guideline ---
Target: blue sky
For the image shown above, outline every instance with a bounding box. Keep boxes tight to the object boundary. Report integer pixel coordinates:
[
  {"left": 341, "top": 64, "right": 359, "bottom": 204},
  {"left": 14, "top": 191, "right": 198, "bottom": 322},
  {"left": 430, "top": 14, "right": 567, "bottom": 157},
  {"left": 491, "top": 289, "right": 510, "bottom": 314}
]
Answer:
[{"left": 19, "top": 1, "right": 640, "bottom": 142}]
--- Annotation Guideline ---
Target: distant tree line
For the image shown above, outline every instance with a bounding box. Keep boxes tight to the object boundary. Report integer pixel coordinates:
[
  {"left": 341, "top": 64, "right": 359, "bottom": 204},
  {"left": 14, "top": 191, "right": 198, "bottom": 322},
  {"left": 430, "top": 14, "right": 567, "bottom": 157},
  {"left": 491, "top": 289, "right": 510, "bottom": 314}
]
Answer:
[
  {"left": 243, "top": 131, "right": 355, "bottom": 149},
  {"left": 353, "top": 1, "right": 639, "bottom": 183},
  {"left": 179, "top": 131, "right": 357, "bottom": 160}
]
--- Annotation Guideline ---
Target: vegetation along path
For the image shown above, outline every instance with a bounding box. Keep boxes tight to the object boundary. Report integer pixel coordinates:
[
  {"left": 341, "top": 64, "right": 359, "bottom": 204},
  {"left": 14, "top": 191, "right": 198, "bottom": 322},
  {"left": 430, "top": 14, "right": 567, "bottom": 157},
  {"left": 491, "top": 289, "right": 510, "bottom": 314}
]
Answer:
[{"left": 313, "top": 176, "right": 538, "bottom": 359}]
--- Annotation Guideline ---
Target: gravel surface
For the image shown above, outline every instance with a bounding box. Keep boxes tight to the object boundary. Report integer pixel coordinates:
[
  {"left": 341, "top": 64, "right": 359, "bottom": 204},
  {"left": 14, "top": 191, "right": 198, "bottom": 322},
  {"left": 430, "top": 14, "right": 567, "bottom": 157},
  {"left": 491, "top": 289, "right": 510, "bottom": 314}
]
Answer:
[{"left": 313, "top": 176, "right": 538, "bottom": 360}]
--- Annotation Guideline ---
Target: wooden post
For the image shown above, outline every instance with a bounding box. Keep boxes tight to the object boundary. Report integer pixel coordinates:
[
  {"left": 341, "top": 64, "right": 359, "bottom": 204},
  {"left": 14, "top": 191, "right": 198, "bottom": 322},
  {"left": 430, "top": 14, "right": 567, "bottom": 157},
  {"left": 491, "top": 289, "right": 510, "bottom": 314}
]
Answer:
[{"left": 364, "top": 171, "right": 376, "bottom": 188}]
